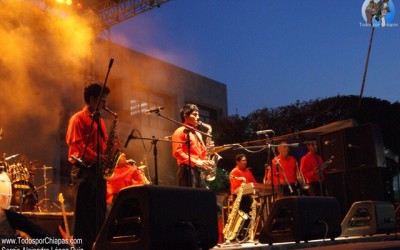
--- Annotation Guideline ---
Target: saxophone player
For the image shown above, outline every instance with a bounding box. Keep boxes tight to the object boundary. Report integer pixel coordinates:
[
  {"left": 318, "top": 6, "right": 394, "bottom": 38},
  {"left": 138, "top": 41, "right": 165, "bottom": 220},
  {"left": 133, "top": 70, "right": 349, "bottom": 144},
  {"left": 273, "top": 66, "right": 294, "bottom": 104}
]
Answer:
[
  {"left": 172, "top": 104, "right": 214, "bottom": 188},
  {"left": 65, "top": 83, "right": 110, "bottom": 250}
]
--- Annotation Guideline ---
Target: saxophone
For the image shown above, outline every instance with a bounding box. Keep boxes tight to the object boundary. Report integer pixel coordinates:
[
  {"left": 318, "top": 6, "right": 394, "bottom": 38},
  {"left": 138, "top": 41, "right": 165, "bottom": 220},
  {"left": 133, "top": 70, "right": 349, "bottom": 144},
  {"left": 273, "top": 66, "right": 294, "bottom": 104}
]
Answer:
[
  {"left": 246, "top": 194, "right": 258, "bottom": 242},
  {"left": 198, "top": 121, "right": 216, "bottom": 181},
  {"left": 223, "top": 178, "right": 249, "bottom": 241},
  {"left": 102, "top": 107, "right": 123, "bottom": 179}
]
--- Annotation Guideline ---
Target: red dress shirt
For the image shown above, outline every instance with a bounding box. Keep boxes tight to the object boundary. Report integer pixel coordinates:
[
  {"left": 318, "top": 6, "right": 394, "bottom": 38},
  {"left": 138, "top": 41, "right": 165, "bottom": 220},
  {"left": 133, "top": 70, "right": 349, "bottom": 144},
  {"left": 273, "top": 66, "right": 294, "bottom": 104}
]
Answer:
[
  {"left": 172, "top": 125, "right": 206, "bottom": 167},
  {"left": 66, "top": 106, "right": 108, "bottom": 164},
  {"left": 106, "top": 164, "right": 143, "bottom": 204},
  {"left": 300, "top": 152, "right": 323, "bottom": 183},
  {"left": 229, "top": 167, "right": 257, "bottom": 194},
  {"left": 267, "top": 155, "right": 297, "bottom": 186}
]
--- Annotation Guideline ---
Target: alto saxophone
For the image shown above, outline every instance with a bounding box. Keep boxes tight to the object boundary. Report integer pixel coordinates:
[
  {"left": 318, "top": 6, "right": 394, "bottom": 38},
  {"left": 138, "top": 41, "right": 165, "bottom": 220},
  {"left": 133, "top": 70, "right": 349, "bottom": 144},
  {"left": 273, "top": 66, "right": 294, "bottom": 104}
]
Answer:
[
  {"left": 102, "top": 107, "right": 124, "bottom": 179},
  {"left": 198, "top": 121, "right": 216, "bottom": 181},
  {"left": 246, "top": 194, "right": 258, "bottom": 242},
  {"left": 223, "top": 178, "right": 249, "bottom": 241}
]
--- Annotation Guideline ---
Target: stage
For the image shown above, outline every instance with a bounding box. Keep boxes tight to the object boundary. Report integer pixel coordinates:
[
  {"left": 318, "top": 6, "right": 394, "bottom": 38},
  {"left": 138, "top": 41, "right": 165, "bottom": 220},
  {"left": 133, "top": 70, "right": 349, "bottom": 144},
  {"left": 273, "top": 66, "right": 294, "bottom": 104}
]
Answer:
[{"left": 213, "top": 234, "right": 400, "bottom": 249}]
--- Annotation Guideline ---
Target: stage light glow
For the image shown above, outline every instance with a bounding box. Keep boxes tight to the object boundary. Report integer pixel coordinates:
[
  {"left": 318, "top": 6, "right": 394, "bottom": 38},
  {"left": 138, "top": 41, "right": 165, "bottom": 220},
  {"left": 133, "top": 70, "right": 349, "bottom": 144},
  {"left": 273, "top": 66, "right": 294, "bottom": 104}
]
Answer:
[
  {"left": 56, "top": 0, "right": 64, "bottom": 4},
  {"left": 66, "top": 0, "right": 72, "bottom": 6}
]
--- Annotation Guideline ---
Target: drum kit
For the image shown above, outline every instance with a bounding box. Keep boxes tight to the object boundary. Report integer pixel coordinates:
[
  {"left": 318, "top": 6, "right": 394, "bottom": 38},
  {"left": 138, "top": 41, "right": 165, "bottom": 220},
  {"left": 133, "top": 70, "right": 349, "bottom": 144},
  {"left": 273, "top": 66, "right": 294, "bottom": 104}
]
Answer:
[{"left": 0, "top": 153, "right": 53, "bottom": 212}]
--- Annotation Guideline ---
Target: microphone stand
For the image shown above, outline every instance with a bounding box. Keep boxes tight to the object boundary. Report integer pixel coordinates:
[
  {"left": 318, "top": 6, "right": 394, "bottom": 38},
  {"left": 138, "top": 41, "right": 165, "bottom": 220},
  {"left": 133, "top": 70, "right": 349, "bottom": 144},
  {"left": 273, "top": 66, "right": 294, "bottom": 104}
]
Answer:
[
  {"left": 148, "top": 110, "right": 211, "bottom": 187},
  {"left": 125, "top": 135, "right": 185, "bottom": 185}
]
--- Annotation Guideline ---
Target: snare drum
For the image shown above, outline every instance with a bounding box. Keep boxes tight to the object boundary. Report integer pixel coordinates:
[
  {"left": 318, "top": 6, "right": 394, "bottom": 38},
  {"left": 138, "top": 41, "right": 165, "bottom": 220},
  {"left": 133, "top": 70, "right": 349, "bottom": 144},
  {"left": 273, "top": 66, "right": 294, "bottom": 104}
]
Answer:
[{"left": 0, "top": 171, "right": 12, "bottom": 209}]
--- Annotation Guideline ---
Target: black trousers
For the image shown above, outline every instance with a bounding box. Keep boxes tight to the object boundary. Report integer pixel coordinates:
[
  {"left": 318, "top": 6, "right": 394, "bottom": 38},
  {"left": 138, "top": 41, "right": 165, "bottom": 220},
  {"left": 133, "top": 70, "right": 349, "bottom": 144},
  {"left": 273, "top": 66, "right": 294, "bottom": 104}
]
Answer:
[
  {"left": 176, "top": 164, "right": 203, "bottom": 188},
  {"left": 72, "top": 164, "right": 106, "bottom": 250}
]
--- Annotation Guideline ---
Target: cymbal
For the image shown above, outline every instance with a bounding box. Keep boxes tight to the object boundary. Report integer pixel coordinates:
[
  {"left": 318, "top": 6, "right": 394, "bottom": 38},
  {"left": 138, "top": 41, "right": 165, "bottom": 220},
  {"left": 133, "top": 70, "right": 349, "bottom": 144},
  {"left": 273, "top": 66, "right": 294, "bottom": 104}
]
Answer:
[
  {"left": 5, "top": 154, "right": 19, "bottom": 161},
  {"left": 34, "top": 166, "right": 53, "bottom": 170}
]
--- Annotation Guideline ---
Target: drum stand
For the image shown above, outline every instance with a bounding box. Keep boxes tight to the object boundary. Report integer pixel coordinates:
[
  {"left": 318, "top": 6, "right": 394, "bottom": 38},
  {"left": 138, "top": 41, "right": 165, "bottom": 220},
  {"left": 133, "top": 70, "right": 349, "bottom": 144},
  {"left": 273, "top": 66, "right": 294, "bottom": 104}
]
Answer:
[{"left": 36, "top": 166, "right": 52, "bottom": 212}]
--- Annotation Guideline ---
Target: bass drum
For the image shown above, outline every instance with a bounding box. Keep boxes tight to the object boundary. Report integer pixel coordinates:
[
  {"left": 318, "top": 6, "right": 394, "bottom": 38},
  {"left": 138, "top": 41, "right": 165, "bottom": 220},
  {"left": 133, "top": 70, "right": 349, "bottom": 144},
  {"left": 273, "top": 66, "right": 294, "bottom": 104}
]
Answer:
[
  {"left": 205, "top": 167, "right": 230, "bottom": 194},
  {"left": 0, "top": 171, "right": 12, "bottom": 209},
  {"left": 11, "top": 180, "right": 38, "bottom": 211}
]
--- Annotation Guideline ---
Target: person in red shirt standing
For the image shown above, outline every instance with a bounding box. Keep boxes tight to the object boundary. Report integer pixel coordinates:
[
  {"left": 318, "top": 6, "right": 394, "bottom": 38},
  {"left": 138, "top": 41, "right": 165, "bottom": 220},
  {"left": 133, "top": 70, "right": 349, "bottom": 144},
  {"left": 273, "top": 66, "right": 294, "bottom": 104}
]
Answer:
[
  {"left": 172, "top": 104, "right": 213, "bottom": 188},
  {"left": 65, "top": 83, "right": 110, "bottom": 250},
  {"left": 300, "top": 140, "right": 326, "bottom": 196},
  {"left": 266, "top": 141, "right": 299, "bottom": 197}
]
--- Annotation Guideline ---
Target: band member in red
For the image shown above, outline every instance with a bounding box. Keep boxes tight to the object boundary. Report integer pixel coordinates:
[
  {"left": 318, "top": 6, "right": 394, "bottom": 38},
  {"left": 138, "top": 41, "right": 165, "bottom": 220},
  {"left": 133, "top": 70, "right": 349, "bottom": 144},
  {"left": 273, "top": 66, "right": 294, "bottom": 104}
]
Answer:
[
  {"left": 300, "top": 140, "right": 326, "bottom": 196},
  {"left": 66, "top": 83, "right": 109, "bottom": 250},
  {"left": 266, "top": 141, "right": 298, "bottom": 197},
  {"left": 106, "top": 153, "right": 144, "bottom": 214},
  {"left": 172, "top": 104, "right": 213, "bottom": 188},
  {"left": 229, "top": 154, "right": 257, "bottom": 195}
]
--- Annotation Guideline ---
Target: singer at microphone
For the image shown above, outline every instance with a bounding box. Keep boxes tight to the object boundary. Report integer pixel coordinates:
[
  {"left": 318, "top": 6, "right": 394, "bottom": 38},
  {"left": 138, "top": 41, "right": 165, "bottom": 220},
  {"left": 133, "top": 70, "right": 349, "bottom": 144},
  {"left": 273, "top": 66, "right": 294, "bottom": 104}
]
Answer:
[{"left": 145, "top": 106, "right": 164, "bottom": 115}]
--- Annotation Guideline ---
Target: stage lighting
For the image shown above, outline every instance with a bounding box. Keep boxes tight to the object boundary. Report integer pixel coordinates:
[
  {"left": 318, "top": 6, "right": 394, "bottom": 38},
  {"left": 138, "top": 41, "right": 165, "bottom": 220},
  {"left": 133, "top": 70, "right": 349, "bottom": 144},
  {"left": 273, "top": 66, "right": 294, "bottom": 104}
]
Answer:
[{"left": 66, "top": 0, "right": 72, "bottom": 6}]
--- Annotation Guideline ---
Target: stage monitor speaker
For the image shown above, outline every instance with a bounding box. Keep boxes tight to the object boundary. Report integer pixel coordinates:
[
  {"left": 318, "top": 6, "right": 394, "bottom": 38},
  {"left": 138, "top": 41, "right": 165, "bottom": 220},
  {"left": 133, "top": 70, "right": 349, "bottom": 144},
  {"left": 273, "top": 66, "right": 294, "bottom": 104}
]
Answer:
[
  {"left": 93, "top": 185, "right": 219, "bottom": 250},
  {"left": 259, "top": 196, "right": 342, "bottom": 244},
  {"left": 319, "top": 129, "right": 347, "bottom": 171},
  {"left": 341, "top": 200, "right": 395, "bottom": 237}
]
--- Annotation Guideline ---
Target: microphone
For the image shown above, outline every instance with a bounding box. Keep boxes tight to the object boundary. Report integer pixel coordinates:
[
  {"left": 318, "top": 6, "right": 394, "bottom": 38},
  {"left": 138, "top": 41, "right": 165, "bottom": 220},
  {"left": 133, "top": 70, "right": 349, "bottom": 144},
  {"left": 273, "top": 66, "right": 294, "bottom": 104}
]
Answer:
[
  {"left": 145, "top": 107, "right": 164, "bottom": 115},
  {"left": 70, "top": 155, "right": 87, "bottom": 168},
  {"left": 256, "top": 129, "right": 274, "bottom": 135},
  {"left": 124, "top": 130, "right": 134, "bottom": 148},
  {"left": 348, "top": 144, "right": 361, "bottom": 149},
  {"left": 324, "top": 140, "right": 336, "bottom": 146},
  {"left": 108, "top": 58, "right": 114, "bottom": 69}
]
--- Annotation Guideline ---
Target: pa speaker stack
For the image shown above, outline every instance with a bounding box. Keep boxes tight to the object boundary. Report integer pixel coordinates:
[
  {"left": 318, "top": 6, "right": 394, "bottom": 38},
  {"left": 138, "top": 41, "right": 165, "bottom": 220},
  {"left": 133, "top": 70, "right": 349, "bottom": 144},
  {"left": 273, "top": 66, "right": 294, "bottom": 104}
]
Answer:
[{"left": 93, "top": 185, "right": 219, "bottom": 250}]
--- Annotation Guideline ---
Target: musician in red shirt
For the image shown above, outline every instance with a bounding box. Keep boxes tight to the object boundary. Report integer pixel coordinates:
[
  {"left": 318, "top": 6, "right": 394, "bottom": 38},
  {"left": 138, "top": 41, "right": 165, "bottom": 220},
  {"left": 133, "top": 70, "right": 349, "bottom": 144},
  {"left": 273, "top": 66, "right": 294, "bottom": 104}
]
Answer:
[
  {"left": 65, "top": 83, "right": 109, "bottom": 250},
  {"left": 229, "top": 154, "right": 257, "bottom": 214},
  {"left": 300, "top": 140, "right": 326, "bottom": 196},
  {"left": 229, "top": 154, "right": 257, "bottom": 194},
  {"left": 266, "top": 141, "right": 299, "bottom": 197},
  {"left": 172, "top": 104, "right": 213, "bottom": 188}
]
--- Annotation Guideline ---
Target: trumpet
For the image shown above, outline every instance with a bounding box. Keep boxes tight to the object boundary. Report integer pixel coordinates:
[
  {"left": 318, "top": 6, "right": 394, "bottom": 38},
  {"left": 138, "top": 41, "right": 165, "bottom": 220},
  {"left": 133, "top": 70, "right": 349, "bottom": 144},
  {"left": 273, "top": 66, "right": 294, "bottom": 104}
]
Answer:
[{"left": 296, "top": 162, "right": 309, "bottom": 190}]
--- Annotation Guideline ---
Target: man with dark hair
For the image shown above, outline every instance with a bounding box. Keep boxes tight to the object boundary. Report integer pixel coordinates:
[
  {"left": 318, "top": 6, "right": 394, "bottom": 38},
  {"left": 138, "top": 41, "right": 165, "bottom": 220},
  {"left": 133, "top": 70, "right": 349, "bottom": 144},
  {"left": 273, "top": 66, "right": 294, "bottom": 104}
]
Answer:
[
  {"left": 66, "top": 82, "right": 110, "bottom": 250},
  {"left": 172, "top": 103, "right": 213, "bottom": 187},
  {"left": 229, "top": 154, "right": 257, "bottom": 195}
]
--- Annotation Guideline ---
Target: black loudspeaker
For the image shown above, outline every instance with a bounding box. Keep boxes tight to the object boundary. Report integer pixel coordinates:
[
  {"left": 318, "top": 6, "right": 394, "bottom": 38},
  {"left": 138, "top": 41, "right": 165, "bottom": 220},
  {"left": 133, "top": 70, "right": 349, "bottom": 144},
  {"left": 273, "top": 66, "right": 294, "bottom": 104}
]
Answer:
[
  {"left": 93, "top": 185, "right": 218, "bottom": 250},
  {"left": 341, "top": 200, "right": 395, "bottom": 237},
  {"left": 346, "top": 167, "right": 394, "bottom": 206},
  {"left": 319, "top": 129, "right": 347, "bottom": 171},
  {"left": 344, "top": 124, "right": 386, "bottom": 169},
  {"left": 259, "top": 196, "right": 342, "bottom": 244},
  {"left": 324, "top": 170, "right": 348, "bottom": 217}
]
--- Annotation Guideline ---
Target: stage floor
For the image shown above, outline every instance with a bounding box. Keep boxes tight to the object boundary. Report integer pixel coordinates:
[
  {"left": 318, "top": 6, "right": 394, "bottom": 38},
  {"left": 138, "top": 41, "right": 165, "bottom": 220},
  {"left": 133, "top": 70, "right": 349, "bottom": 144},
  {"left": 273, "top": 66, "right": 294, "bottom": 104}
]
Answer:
[{"left": 213, "top": 234, "right": 400, "bottom": 249}]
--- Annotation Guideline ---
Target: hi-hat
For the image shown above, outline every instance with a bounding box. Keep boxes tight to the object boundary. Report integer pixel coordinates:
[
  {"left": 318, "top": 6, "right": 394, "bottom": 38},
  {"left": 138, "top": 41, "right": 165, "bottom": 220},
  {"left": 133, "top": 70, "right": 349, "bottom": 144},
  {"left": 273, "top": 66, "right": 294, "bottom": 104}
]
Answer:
[
  {"left": 5, "top": 154, "right": 19, "bottom": 161},
  {"left": 34, "top": 166, "right": 53, "bottom": 170}
]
